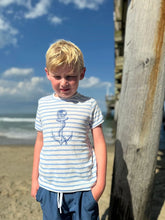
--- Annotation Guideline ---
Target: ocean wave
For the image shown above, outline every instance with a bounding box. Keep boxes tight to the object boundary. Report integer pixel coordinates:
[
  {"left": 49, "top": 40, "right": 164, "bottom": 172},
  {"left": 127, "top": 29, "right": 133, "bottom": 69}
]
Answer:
[
  {"left": 0, "top": 117, "right": 35, "bottom": 123},
  {"left": 0, "top": 129, "right": 36, "bottom": 140}
]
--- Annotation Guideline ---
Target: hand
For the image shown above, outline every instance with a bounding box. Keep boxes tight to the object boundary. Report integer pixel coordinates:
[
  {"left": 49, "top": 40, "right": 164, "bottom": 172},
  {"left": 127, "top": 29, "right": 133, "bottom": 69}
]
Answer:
[
  {"left": 31, "top": 179, "right": 39, "bottom": 199},
  {"left": 91, "top": 183, "right": 105, "bottom": 202}
]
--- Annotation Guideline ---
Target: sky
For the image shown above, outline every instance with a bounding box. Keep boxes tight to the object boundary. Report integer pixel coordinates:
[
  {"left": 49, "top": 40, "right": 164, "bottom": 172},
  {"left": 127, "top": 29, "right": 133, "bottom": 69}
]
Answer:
[{"left": 0, "top": 0, "right": 115, "bottom": 114}]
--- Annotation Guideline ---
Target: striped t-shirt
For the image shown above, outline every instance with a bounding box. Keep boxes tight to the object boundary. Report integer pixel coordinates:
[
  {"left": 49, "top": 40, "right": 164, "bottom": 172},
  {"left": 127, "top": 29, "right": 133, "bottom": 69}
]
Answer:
[{"left": 35, "top": 92, "right": 104, "bottom": 193}]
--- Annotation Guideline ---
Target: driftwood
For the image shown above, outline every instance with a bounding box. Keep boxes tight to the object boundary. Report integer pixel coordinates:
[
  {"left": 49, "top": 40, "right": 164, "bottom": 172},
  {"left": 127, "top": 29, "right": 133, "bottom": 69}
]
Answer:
[{"left": 109, "top": 0, "right": 165, "bottom": 219}]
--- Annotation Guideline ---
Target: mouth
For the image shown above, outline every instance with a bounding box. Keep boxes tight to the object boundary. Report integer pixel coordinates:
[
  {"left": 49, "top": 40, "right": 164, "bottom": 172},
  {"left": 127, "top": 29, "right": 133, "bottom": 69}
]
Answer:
[{"left": 60, "top": 88, "right": 70, "bottom": 93}]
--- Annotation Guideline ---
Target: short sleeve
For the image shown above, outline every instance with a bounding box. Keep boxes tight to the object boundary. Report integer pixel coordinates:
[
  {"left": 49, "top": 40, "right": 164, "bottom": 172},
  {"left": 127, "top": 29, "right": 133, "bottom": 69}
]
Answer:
[
  {"left": 90, "top": 99, "right": 104, "bottom": 129},
  {"left": 35, "top": 102, "right": 43, "bottom": 131}
]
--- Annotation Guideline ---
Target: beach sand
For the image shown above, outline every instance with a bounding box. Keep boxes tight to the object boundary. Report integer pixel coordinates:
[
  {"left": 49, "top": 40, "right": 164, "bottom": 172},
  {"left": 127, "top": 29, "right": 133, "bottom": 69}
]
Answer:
[
  {"left": 0, "top": 145, "right": 164, "bottom": 220},
  {"left": 0, "top": 145, "right": 114, "bottom": 220}
]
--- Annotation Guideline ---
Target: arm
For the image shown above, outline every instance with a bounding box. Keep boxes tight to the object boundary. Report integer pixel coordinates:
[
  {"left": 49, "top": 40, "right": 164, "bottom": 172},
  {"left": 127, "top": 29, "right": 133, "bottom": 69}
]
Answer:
[
  {"left": 91, "top": 125, "right": 107, "bottom": 202},
  {"left": 31, "top": 131, "right": 43, "bottom": 199}
]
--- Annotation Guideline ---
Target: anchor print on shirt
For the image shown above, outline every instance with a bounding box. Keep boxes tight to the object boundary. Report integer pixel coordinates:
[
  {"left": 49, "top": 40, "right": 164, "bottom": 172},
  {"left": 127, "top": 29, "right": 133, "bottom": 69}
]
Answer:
[{"left": 52, "top": 110, "right": 73, "bottom": 145}]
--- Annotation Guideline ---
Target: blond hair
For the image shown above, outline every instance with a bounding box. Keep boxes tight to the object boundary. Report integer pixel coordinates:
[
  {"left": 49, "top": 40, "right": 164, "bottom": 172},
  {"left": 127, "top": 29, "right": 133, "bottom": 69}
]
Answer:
[{"left": 46, "top": 39, "right": 85, "bottom": 72}]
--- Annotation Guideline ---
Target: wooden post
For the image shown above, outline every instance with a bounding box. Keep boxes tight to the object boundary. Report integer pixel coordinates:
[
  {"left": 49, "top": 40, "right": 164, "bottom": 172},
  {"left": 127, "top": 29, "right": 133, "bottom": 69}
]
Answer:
[{"left": 109, "top": 0, "right": 165, "bottom": 219}]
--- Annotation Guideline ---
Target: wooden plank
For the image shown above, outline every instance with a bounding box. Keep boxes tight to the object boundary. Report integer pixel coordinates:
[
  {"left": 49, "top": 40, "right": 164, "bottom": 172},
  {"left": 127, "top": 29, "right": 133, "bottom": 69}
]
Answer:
[
  {"left": 115, "top": 72, "right": 122, "bottom": 80},
  {"left": 109, "top": 0, "right": 165, "bottom": 219},
  {"left": 115, "top": 30, "right": 124, "bottom": 43}
]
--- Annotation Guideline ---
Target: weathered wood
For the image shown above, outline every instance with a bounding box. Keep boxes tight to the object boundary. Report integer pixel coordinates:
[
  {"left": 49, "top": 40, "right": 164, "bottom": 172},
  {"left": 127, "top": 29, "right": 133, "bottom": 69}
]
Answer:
[
  {"left": 115, "top": 72, "right": 122, "bottom": 80},
  {"left": 113, "top": 0, "right": 128, "bottom": 105},
  {"left": 115, "top": 30, "right": 124, "bottom": 42},
  {"left": 114, "top": 0, "right": 123, "bottom": 21},
  {"left": 109, "top": 0, "right": 165, "bottom": 219},
  {"left": 115, "top": 83, "right": 122, "bottom": 89},
  {"left": 115, "top": 56, "right": 124, "bottom": 71}
]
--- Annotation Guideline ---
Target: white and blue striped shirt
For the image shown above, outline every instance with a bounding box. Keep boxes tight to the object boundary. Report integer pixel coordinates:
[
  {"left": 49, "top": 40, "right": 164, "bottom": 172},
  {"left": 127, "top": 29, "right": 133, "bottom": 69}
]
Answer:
[{"left": 35, "top": 93, "right": 104, "bottom": 192}]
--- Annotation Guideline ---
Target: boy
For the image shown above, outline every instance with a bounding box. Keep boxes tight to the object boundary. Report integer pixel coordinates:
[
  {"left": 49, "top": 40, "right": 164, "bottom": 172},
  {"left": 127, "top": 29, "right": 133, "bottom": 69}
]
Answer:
[{"left": 31, "top": 39, "right": 107, "bottom": 220}]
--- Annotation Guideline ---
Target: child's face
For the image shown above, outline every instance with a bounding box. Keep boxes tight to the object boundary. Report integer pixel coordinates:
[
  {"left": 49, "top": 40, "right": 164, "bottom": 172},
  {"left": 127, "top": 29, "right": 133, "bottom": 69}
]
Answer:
[{"left": 45, "top": 65, "right": 85, "bottom": 99}]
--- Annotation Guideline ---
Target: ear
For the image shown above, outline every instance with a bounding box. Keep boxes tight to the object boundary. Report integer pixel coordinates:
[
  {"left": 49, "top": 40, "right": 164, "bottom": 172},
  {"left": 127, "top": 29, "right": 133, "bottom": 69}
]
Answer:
[
  {"left": 80, "top": 67, "right": 86, "bottom": 80},
  {"left": 45, "top": 68, "right": 51, "bottom": 80}
]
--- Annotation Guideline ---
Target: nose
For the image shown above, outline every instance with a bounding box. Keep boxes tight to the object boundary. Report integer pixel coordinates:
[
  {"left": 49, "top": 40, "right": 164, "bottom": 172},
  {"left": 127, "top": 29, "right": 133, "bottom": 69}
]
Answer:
[{"left": 61, "top": 78, "right": 68, "bottom": 87}]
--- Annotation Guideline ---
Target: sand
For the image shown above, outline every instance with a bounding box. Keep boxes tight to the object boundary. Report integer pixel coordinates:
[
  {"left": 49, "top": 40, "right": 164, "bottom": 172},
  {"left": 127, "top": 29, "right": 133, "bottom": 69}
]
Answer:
[
  {"left": 0, "top": 145, "right": 164, "bottom": 220},
  {"left": 0, "top": 145, "right": 114, "bottom": 220}
]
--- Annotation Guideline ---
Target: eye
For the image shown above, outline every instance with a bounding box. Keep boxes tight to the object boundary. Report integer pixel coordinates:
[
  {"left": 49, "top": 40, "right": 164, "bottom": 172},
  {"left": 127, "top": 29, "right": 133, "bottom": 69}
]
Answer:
[
  {"left": 54, "top": 76, "right": 61, "bottom": 80},
  {"left": 66, "top": 75, "right": 77, "bottom": 80}
]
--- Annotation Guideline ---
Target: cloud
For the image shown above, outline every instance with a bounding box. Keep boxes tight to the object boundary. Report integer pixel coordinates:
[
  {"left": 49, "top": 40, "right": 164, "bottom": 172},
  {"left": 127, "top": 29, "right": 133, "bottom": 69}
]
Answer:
[
  {"left": 0, "top": 68, "right": 110, "bottom": 103},
  {"left": 0, "top": 67, "right": 112, "bottom": 113},
  {"left": 0, "top": 0, "right": 105, "bottom": 11},
  {"left": 0, "top": 76, "right": 47, "bottom": 101},
  {"left": 24, "top": 0, "right": 52, "bottom": 19},
  {"left": 0, "top": 0, "right": 31, "bottom": 11},
  {"left": 0, "top": 16, "right": 18, "bottom": 48},
  {"left": 0, "top": 0, "right": 60, "bottom": 48},
  {"left": 0, "top": 0, "right": 51, "bottom": 18},
  {"left": 0, "top": 67, "right": 49, "bottom": 102},
  {"left": 2, "top": 67, "right": 34, "bottom": 78},
  {"left": 48, "top": 15, "right": 63, "bottom": 25},
  {"left": 59, "top": 0, "right": 105, "bottom": 10},
  {"left": 79, "top": 76, "right": 111, "bottom": 88},
  {"left": 0, "top": 0, "right": 17, "bottom": 7},
  {"left": 0, "top": 0, "right": 105, "bottom": 49}
]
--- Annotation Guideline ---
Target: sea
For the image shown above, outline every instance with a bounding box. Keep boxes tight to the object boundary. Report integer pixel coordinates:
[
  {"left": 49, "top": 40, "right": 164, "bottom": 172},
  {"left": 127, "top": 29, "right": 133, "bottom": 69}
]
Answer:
[
  {"left": 0, "top": 112, "right": 164, "bottom": 149},
  {"left": 0, "top": 113, "right": 116, "bottom": 146}
]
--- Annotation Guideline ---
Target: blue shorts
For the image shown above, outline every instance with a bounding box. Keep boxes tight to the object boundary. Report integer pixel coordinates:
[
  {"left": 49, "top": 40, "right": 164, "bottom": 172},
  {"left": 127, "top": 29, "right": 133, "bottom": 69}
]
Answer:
[{"left": 36, "top": 187, "right": 99, "bottom": 220}]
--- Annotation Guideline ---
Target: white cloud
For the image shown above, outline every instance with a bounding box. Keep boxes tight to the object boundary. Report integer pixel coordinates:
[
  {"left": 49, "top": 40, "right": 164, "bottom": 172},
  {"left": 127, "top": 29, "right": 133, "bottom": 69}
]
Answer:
[
  {"left": 0, "top": 76, "right": 46, "bottom": 100},
  {"left": 0, "top": 0, "right": 30, "bottom": 8},
  {"left": 80, "top": 76, "right": 111, "bottom": 88},
  {"left": 0, "top": 0, "right": 105, "bottom": 49},
  {"left": 0, "top": 0, "right": 60, "bottom": 48},
  {"left": 0, "top": 0, "right": 16, "bottom": 7},
  {"left": 24, "top": 0, "right": 52, "bottom": 19},
  {"left": 0, "top": 0, "right": 53, "bottom": 20},
  {"left": 48, "top": 15, "right": 63, "bottom": 25},
  {"left": 80, "top": 76, "right": 99, "bottom": 88},
  {"left": 0, "top": 16, "right": 18, "bottom": 48},
  {"left": 0, "top": 68, "right": 110, "bottom": 103},
  {"left": 59, "top": 0, "right": 105, "bottom": 10},
  {"left": 15, "top": 76, "right": 45, "bottom": 95},
  {"left": 0, "top": 0, "right": 105, "bottom": 11},
  {"left": 0, "top": 67, "right": 111, "bottom": 113},
  {"left": 2, "top": 67, "right": 34, "bottom": 78},
  {"left": 0, "top": 67, "right": 49, "bottom": 102}
]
